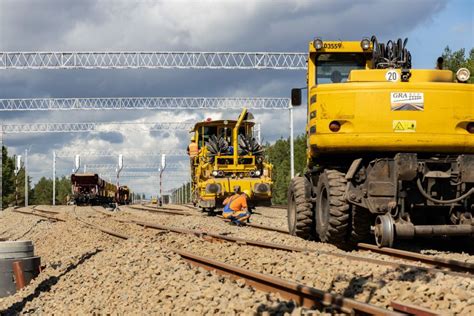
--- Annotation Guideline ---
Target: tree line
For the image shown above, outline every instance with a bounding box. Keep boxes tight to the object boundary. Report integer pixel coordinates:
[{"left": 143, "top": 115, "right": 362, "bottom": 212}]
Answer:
[
  {"left": 2, "top": 146, "right": 71, "bottom": 207},
  {"left": 265, "top": 134, "right": 306, "bottom": 204}
]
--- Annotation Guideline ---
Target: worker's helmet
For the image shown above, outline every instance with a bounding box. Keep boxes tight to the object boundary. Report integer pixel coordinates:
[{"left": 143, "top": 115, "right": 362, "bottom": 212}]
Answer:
[
  {"left": 243, "top": 189, "right": 251, "bottom": 197},
  {"left": 233, "top": 185, "right": 241, "bottom": 193}
]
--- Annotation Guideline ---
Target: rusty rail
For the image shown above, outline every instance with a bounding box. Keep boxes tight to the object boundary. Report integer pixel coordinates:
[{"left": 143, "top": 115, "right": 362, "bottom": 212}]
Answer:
[
  {"left": 246, "top": 222, "right": 289, "bottom": 234},
  {"left": 357, "top": 243, "right": 474, "bottom": 274},
  {"left": 13, "top": 209, "right": 66, "bottom": 222},
  {"left": 391, "top": 301, "right": 440, "bottom": 316},
  {"left": 32, "top": 206, "right": 61, "bottom": 215},
  {"left": 128, "top": 205, "right": 192, "bottom": 216},
  {"left": 124, "top": 219, "right": 470, "bottom": 279},
  {"left": 171, "top": 247, "right": 402, "bottom": 315}
]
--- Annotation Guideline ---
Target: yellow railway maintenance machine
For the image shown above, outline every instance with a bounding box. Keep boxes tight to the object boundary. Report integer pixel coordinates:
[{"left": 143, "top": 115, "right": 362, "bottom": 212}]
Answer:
[
  {"left": 190, "top": 108, "right": 273, "bottom": 213},
  {"left": 288, "top": 36, "right": 473, "bottom": 247}
]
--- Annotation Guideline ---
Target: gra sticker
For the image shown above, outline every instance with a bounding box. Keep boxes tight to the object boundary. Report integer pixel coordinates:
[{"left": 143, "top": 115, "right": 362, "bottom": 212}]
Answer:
[{"left": 391, "top": 92, "right": 424, "bottom": 111}]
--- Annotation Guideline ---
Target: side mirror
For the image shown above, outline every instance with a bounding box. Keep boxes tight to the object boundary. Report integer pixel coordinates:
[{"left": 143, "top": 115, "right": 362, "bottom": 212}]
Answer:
[{"left": 291, "top": 88, "right": 302, "bottom": 106}]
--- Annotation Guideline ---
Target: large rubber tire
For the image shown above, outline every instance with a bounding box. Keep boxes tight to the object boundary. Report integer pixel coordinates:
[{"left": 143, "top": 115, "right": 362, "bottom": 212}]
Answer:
[
  {"left": 315, "top": 170, "right": 350, "bottom": 247},
  {"left": 350, "top": 206, "right": 373, "bottom": 243},
  {"left": 287, "top": 176, "right": 314, "bottom": 239}
]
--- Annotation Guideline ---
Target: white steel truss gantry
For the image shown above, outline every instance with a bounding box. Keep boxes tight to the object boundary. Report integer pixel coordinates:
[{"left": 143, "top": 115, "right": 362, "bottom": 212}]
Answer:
[
  {"left": 101, "top": 171, "right": 189, "bottom": 178},
  {"left": 86, "top": 163, "right": 185, "bottom": 170},
  {"left": 0, "top": 52, "right": 306, "bottom": 70},
  {"left": 1, "top": 122, "right": 195, "bottom": 134},
  {"left": 55, "top": 150, "right": 187, "bottom": 158},
  {"left": 0, "top": 97, "right": 289, "bottom": 111}
]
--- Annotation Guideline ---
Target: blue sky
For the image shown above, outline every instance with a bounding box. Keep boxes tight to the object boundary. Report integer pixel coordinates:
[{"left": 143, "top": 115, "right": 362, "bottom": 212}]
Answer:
[{"left": 409, "top": 0, "right": 473, "bottom": 68}]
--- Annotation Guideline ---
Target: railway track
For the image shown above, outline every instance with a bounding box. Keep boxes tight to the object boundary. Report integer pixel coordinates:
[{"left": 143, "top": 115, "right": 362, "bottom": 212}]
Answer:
[
  {"left": 16, "top": 206, "right": 474, "bottom": 276},
  {"left": 9, "top": 206, "right": 411, "bottom": 315},
  {"left": 128, "top": 205, "right": 194, "bottom": 216},
  {"left": 12, "top": 206, "right": 470, "bottom": 314}
]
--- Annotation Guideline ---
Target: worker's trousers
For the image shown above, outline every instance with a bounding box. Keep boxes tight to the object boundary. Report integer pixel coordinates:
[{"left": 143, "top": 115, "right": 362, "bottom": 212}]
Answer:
[{"left": 223, "top": 209, "right": 250, "bottom": 224}]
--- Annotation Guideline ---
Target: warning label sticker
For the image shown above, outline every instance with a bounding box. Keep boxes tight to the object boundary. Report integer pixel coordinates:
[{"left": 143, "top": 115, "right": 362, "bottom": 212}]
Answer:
[
  {"left": 391, "top": 92, "right": 424, "bottom": 111},
  {"left": 393, "top": 120, "right": 416, "bottom": 132}
]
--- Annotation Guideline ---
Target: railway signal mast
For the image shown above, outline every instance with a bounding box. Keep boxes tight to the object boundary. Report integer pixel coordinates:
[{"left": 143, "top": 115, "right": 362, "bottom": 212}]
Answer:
[
  {"left": 14, "top": 155, "right": 21, "bottom": 206},
  {"left": 159, "top": 154, "right": 166, "bottom": 206}
]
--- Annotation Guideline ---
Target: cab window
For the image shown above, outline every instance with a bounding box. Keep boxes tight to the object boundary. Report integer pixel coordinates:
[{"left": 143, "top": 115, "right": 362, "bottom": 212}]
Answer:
[{"left": 316, "top": 53, "right": 367, "bottom": 84}]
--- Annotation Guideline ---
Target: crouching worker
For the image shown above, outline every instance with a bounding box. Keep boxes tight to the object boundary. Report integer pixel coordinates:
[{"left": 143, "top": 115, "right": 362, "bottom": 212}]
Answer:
[{"left": 222, "top": 186, "right": 250, "bottom": 226}]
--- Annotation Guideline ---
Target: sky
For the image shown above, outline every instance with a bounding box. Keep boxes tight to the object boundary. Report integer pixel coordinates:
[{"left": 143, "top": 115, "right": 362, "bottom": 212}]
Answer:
[{"left": 0, "top": 0, "right": 473, "bottom": 196}]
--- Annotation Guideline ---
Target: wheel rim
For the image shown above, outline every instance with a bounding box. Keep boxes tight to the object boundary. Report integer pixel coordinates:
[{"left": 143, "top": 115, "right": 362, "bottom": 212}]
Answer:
[
  {"left": 317, "top": 186, "right": 329, "bottom": 237},
  {"left": 287, "top": 192, "right": 297, "bottom": 234},
  {"left": 374, "top": 215, "right": 394, "bottom": 247}
]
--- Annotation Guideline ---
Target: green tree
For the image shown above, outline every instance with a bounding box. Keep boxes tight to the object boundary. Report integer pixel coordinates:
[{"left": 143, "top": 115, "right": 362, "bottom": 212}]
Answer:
[
  {"left": 2, "top": 146, "right": 15, "bottom": 208},
  {"left": 57, "top": 176, "right": 72, "bottom": 205},
  {"left": 266, "top": 134, "right": 307, "bottom": 204},
  {"left": 32, "top": 177, "right": 53, "bottom": 205},
  {"left": 441, "top": 46, "right": 474, "bottom": 82}
]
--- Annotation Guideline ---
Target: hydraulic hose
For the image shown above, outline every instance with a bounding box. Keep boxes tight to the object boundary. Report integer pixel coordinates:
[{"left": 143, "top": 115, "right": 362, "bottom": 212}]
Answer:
[{"left": 416, "top": 178, "right": 474, "bottom": 204}]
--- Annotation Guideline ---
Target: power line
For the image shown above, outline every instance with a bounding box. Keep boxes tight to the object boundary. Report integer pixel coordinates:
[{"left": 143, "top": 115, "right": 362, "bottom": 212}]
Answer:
[
  {"left": 0, "top": 97, "right": 289, "bottom": 111},
  {"left": 0, "top": 51, "right": 306, "bottom": 70}
]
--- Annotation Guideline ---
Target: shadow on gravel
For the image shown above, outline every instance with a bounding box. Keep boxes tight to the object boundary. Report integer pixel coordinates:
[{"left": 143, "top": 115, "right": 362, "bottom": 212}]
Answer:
[
  {"left": 1, "top": 249, "right": 102, "bottom": 316},
  {"left": 256, "top": 300, "right": 297, "bottom": 315},
  {"left": 329, "top": 265, "right": 435, "bottom": 304}
]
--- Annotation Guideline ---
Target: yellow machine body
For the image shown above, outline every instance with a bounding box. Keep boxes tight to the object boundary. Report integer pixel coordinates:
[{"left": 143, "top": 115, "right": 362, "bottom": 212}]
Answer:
[
  {"left": 190, "top": 109, "right": 272, "bottom": 211},
  {"left": 287, "top": 37, "right": 474, "bottom": 248},
  {"left": 306, "top": 41, "right": 474, "bottom": 157}
]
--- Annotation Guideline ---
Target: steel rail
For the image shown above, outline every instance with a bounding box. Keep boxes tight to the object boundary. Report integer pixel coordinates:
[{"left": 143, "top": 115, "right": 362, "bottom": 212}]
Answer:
[
  {"left": 135, "top": 204, "right": 187, "bottom": 212},
  {"left": 72, "top": 207, "right": 130, "bottom": 240},
  {"left": 32, "top": 206, "right": 61, "bottom": 215},
  {"left": 246, "top": 222, "right": 289, "bottom": 234},
  {"left": 170, "top": 247, "right": 402, "bottom": 315},
  {"left": 390, "top": 301, "right": 440, "bottom": 316},
  {"left": 12, "top": 209, "right": 66, "bottom": 222},
  {"left": 123, "top": 219, "right": 472, "bottom": 279},
  {"left": 127, "top": 205, "right": 192, "bottom": 216},
  {"left": 357, "top": 243, "right": 474, "bottom": 274}
]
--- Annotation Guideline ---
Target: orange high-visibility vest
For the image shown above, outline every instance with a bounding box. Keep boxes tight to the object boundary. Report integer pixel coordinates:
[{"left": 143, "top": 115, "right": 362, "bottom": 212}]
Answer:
[
  {"left": 189, "top": 142, "right": 199, "bottom": 157},
  {"left": 223, "top": 194, "right": 248, "bottom": 212}
]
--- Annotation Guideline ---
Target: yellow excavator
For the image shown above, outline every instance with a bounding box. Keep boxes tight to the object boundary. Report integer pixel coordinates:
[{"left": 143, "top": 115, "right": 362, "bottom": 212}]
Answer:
[{"left": 288, "top": 36, "right": 473, "bottom": 247}]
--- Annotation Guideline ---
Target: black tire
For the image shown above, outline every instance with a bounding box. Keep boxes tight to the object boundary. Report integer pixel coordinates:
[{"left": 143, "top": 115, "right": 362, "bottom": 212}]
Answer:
[
  {"left": 350, "top": 206, "right": 373, "bottom": 243},
  {"left": 315, "top": 170, "right": 350, "bottom": 247},
  {"left": 287, "top": 176, "right": 315, "bottom": 239}
]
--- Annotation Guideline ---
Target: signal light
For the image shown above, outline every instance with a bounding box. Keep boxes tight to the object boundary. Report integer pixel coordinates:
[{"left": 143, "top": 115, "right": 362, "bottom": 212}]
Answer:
[
  {"left": 467, "top": 122, "right": 474, "bottom": 134},
  {"left": 329, "top": 121, "right": 341, "bottom": 132}
]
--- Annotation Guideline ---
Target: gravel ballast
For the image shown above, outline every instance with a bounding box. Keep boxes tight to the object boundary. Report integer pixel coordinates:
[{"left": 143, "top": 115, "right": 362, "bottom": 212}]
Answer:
[{"left": 1, "top": 205, "right": 473, "bottom": 314}]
